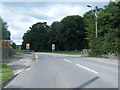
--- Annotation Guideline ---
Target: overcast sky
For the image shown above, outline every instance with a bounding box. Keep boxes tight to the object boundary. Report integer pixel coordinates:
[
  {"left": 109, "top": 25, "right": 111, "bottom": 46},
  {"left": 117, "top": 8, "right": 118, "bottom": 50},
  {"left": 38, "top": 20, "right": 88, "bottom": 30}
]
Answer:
[{"left": 0, "top": 1, "right": 113, "bottom": 45}]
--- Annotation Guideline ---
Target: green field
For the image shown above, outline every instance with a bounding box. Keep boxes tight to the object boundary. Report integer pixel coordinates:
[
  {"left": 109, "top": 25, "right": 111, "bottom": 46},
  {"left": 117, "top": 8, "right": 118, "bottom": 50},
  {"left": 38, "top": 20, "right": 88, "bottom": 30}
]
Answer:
[
  {"left": 0, "top": 61, "right": 13, "bottom": 83},
  {"left": 46, "top": 51, "right": 81, "bottom": 55}
]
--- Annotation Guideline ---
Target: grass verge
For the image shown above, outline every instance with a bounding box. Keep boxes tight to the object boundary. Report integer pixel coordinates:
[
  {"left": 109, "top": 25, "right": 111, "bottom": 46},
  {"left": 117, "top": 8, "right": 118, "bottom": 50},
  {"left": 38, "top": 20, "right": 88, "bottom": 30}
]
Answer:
[
  {"left": 0, "top": 61, "right": 13, "bottom": 83},
  {"left": 45, "top": 51, "right": 81, "bottom": 55},
  {"left": 14, "top": 50, "right": 31, "bottom": 55}
]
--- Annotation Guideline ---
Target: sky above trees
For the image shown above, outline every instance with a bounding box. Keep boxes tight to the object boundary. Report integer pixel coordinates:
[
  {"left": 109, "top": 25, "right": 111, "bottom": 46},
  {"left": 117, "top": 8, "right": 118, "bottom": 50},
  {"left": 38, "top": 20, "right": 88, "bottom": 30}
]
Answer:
[{"left": 0, "top": 1, "right": 112, "bottom": 45}]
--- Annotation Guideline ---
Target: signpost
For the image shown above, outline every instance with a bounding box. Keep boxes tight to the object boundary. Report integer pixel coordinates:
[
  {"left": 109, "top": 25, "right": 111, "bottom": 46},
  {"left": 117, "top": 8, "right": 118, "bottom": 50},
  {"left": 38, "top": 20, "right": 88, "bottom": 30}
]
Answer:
[
  {"left": 52, "top": 44, "right": 55, "bottom": 51},
  {"left": 26, "top": 43, "right": 30, "bottom": 50}
]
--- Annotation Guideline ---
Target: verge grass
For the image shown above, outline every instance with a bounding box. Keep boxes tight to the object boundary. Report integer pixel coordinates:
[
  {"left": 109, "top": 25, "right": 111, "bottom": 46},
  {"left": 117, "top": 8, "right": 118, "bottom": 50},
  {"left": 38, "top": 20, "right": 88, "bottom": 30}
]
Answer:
[
  {"left": 14, "top": 50, "right": 31, "bottom": 55},
  {"left": 0, "top": 61, "right": 13, "bottom": 83},
  {"left": 45, "top": 51, "right": 81, "bottom": 55}
]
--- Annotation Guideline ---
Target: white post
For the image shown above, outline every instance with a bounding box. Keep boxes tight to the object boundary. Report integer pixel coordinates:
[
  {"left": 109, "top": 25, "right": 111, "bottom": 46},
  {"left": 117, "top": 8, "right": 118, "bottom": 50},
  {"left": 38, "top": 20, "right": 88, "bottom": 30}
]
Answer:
[
  {"left": 87, "top": 5, "right": 98, "bottom": 38},
  {"left": 95, "top": 8, "right": 98, "bottom": 38},
  {"left": 32, "top": 51, "right": 36, "bottom": 61},
  {"left": 95, "top": 18, "right": 98, "bottom": 37}
]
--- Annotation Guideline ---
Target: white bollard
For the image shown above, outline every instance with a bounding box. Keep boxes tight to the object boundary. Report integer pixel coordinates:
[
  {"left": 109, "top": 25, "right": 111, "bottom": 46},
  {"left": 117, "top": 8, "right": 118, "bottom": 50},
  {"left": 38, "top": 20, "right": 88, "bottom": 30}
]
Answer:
[{"left": 32, "top": 52, "right": 36, "bottom": 61}]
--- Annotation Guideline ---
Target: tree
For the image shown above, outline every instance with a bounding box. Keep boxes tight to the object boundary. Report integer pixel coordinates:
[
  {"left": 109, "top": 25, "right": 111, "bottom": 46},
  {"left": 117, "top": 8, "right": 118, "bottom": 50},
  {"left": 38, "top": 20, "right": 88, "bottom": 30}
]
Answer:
[
  {"left": 0, "top": 17, "right": 11, "bottom": 40},
  {"left": 12, "top": 42, "right": 16, "bottom": 49},
  {"left": 22, "top": 22, "right": 49, "bottom": 51},
  {"left": 47, "top": 21, "right": 60, "bottom": 50},
  {"left": 97, "top": 2, "right": 120, "bottom": 54},
  {"left": 58, "top": 15, "right": 87, "bottom": 51},
  {"left": 84, "top": 2, "right": 120, "bottom": 56},
  {"left": 22, "top": 15, "right": 88, "bottom": 51}
]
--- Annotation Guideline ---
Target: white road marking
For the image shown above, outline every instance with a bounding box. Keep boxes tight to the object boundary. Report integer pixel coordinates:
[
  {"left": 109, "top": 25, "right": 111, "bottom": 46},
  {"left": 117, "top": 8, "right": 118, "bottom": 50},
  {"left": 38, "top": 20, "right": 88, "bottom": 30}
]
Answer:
[
  {"left": 64, "top": 59, "right": 72, "bottom": 63},
  {"left": 14, "top": 67, "right": 25, "bottom": 75},
  {"left": 63, "top": 59, "right": 98, "bottom": 74},
  {"left": 76, "top": 64, "right": 99, "bottom": 74},
  {"left": 26, "top": 67, "right": 31, "bottom": 71},
  {"left": 14, "top": 65, "right": 31, "bottom": 75}
]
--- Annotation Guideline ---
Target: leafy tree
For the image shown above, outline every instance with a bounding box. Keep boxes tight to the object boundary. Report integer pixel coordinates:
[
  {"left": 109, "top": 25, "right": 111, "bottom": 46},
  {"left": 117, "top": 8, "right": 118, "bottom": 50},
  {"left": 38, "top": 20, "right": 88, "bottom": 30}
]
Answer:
[
  {"left": 0, "top": 17, "right": 11, "bottom": 40},
  {"left": 58, "top": 15, "right": 87, "bottom": 51},
  {"left": 84, "top": 2, "right": 120, "bottom": 56},
  {"left": 12, "top": 42, "right": 16, "bottom": 49},
  {"left": 22, "top": 22, "right": 49, "bottom": 51},
  {"left": 47, "top": 21, "right": 60, "bottom": 50},
  {"left": 97, "top": 2, "right": 120, "bottom": 54},
  {"left": 22, "top": 16, "right": 88, "bottom": 51}
]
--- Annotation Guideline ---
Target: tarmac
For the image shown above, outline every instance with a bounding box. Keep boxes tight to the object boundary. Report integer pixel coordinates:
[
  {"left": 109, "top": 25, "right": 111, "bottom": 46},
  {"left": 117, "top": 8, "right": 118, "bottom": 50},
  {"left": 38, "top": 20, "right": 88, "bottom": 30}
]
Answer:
[
  {"left": 0, "top": 52, "right": 118, "bottom": 89},
  {"left": 1, "top": 54, "right": 33, "bottom": 89},
  {"left": 3, "top": 54, "right": 32, "bottom": 75}
]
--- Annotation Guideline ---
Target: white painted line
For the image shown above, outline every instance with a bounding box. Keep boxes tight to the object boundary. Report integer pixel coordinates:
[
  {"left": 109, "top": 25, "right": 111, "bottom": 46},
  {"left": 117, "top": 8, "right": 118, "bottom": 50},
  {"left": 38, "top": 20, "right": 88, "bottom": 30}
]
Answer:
[
  {"left": 26, "top": 68, "right": 31, "bottom": 71},
  {"left": 14, "top": 65, "right": 30, "bottom": 75},
  {"left": 76, "top": 64, "right": 99, "bottom": 74},
  {"left": 14, "top": 67, "right": 25, "bottom": 75},
  {"left": 64, "top": 59, "right": 72, "bottom": 63}
]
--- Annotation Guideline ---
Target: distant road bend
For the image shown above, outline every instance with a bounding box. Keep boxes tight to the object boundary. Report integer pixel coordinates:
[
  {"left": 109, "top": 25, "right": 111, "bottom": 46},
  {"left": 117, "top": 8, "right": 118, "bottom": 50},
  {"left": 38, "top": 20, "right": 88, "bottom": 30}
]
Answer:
[{"left": 5, "top": 53, "right": 118, "bottom": 88}]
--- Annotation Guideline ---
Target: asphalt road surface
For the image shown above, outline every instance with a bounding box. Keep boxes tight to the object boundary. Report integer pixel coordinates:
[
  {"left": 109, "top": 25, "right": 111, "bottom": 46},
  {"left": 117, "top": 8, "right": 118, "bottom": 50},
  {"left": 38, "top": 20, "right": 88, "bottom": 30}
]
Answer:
[{"left": 5, "top": 53, "right": 118, "bottom": 88}]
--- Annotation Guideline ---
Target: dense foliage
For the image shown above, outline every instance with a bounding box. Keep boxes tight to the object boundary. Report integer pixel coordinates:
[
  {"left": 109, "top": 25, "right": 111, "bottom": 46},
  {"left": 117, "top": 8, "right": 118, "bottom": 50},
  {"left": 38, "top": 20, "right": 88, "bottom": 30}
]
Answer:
[
  {"left": 22, "top": 15, "right": 87, "bottom": 51},
  {"left": 22, "top": 22, "right": 49, "bottom": 51},
  {"left": 22, "top": 2, "right": 120, "bottom": 55},
  {"left": 48, "top": 15, "right": 87, "bottom": 51},
  {"left": 0, "top": 17, "right": 11, "bottom": 40},
  {"left": 84, "top": 2, "right": 120, "bottom": 56}
]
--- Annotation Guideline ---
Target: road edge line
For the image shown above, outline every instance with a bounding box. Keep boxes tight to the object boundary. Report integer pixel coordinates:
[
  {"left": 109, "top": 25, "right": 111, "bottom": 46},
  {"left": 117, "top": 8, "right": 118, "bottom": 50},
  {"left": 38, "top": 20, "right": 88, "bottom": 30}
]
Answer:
[{"left": 64, "top": 59, "right": 72, "bottom": 63}]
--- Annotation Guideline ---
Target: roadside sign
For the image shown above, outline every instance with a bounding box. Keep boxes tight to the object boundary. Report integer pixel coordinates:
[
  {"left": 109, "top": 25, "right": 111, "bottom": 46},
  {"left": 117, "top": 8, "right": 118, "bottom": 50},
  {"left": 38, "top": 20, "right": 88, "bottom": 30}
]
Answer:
[
  {"left": 26, "top": 43, "right": 30, "bottom": 50},
  {"left": 0, "top": 40, "right": 12, "bottom": 48},
  {"left": 52, "top": 44, "right": 55, "bottom": 51}
]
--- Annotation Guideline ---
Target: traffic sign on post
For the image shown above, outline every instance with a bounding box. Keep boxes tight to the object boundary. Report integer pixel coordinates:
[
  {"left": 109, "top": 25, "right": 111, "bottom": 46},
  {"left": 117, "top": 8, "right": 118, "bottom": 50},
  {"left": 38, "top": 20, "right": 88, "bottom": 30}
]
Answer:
[
  {"left": 52, "top": 44, "right": 55, "bottom": 51},
  {"left": 26, "top": 43, "right": 30, "bottom": 50}
]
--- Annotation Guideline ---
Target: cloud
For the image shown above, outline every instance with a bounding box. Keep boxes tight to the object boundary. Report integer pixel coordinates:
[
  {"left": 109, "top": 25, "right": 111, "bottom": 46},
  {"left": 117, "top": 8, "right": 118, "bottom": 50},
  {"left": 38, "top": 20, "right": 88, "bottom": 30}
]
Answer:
[
  {"left": 1, "top": 2, "right": 108, "bottom": 45},
  {"left": 12, "top": 40, "right": 23, "bottom": 45},
  {"left": 1, "top": 0, "right": 116, "bottom": 2},
  {"left": 1, "top": 5, "right": 42, "bottom": 43}
]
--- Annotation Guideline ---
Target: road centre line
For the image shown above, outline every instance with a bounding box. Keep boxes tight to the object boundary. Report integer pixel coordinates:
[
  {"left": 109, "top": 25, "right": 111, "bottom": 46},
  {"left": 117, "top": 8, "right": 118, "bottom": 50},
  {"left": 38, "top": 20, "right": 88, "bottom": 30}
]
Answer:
[
  {"left": 64, "top": 59, "right": 72, "bottom": 63},
  {"left": 76, "top": 64, "right": 99, "bottom": 74},
  {"left": 63, "top": 59, "right": 99, "bottom": 74}
]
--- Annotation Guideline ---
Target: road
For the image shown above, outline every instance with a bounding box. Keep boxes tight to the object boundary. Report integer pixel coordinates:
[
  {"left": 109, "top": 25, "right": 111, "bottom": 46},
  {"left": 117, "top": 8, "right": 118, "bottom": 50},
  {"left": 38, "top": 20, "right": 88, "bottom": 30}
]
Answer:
[{"left": 5, "top": 53, "right": 118, "bottom": 88}]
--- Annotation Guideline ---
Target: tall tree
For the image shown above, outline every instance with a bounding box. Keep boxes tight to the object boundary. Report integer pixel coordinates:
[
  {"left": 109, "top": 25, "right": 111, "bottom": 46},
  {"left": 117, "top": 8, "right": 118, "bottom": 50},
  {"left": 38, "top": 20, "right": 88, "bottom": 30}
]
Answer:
[
  {"left": 47, "top": 21, "right": 60, "bottom": 50},
  {"left": 84, "top": 2, "right": 120, "bottom": 55},
  {"left": 22, "top": 16, "right": 88, "bottom": 51},
  {"left": 22, "top": 22, "right": 49, "bottom": 51},
  {"left": 0, "top": 17, "right": 11, "bottom": 40},
  {"left": 58, "top": 15, "right": 87, "bottom": 51}
]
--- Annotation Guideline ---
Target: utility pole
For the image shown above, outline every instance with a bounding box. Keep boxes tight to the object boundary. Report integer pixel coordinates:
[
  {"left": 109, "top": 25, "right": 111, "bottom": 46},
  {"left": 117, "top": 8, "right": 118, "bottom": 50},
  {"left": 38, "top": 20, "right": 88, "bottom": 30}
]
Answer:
[
  {"left": 95, "top": 6, "right": 98, "bottom": 38},
  {"left": 87, "top": 5, "right": 98, "bottom": 37}
]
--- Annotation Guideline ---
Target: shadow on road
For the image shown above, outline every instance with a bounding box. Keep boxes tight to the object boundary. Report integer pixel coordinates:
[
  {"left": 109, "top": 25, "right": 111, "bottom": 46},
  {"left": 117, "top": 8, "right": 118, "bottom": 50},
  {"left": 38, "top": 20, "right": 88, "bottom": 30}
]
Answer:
[
  {"left": 3, "top": 55, "right": 23, "bottom": 63},
  {"left": 73, "top": 76, "right": 100, "bottom": 89},
  {"left": 8, "top": 64, "right": 26, "bottom": 70}
]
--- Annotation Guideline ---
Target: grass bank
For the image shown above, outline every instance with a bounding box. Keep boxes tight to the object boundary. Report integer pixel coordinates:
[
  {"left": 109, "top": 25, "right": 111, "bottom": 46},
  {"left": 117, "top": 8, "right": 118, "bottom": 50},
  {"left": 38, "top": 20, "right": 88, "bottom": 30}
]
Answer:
[
  {"left": 0, "top": 61, "right": 13, "bottom": 83},
  {"left": 14, "top": 50, "right": 31, "bottom": 55},
  {"left": 45, "top": 51, "right": 81, "bottom": 55}
]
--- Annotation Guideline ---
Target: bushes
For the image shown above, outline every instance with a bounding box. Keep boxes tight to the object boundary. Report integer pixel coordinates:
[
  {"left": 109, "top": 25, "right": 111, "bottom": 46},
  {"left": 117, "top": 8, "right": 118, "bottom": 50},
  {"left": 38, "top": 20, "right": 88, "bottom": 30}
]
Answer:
[{"left": 84, "top": 2, "right": 119, "bottom": 56}]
